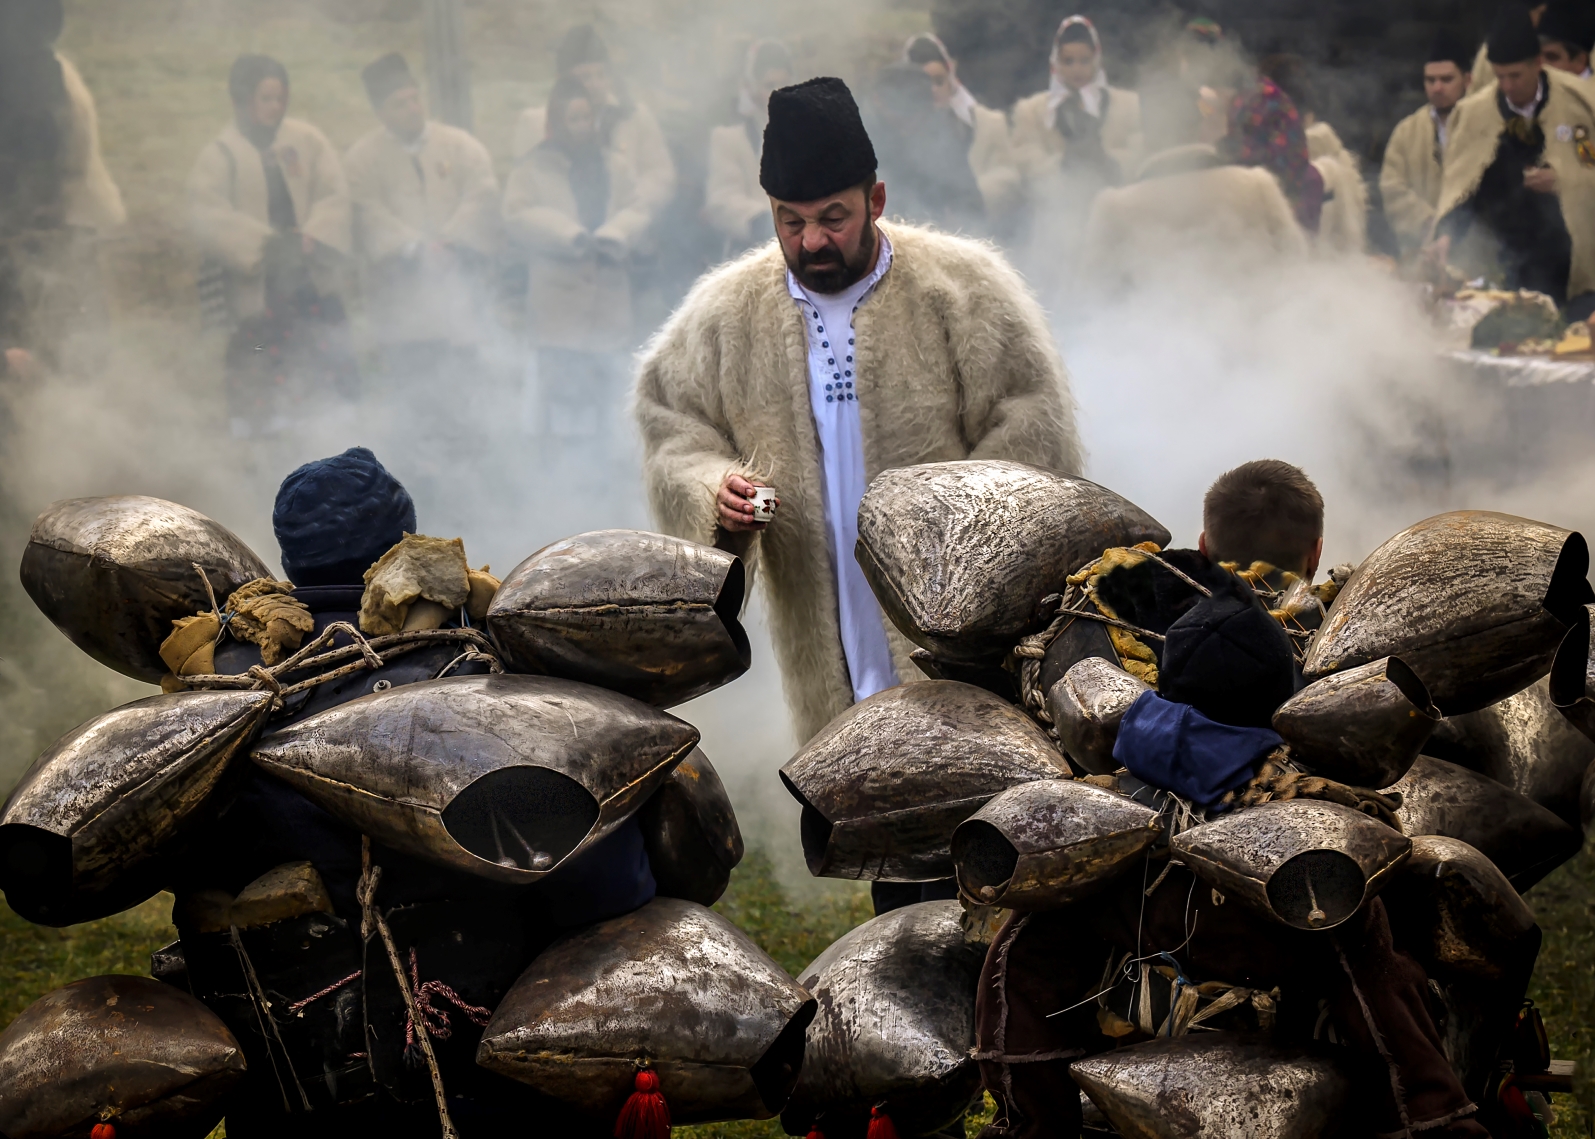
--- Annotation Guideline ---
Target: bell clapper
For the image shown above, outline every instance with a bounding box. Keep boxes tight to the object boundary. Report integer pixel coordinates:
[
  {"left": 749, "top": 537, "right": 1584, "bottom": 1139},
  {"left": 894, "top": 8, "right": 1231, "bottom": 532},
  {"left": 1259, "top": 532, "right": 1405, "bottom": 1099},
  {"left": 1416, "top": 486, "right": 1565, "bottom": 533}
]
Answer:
[{"left": 1305, "top": 871, "right": 1327, "bottom": 927}]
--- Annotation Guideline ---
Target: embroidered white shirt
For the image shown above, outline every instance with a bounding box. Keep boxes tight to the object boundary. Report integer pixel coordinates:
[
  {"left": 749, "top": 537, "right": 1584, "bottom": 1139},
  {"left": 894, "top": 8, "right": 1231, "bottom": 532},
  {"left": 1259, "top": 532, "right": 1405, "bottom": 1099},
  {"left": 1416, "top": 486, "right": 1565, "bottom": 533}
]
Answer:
[{"left": 786, "top": 231, "right": 900, "bottom": 703}]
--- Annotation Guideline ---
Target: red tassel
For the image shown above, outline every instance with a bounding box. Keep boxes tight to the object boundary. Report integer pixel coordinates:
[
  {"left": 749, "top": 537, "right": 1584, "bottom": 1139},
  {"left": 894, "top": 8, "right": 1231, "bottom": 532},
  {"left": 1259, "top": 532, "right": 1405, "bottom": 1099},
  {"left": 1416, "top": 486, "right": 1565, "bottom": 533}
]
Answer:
[
  {"left": 805, "top": 1129, "right": 826, "bottom": 1139},
  {"left": 90, "top": 1127, "right": 116, "bottom": 1139},
  {"left": 867, "top": 1105, "right": 899, "bottom": 1139},
  {"left": 614, "top": 1067, "right": 671, "bottom": 1139}
]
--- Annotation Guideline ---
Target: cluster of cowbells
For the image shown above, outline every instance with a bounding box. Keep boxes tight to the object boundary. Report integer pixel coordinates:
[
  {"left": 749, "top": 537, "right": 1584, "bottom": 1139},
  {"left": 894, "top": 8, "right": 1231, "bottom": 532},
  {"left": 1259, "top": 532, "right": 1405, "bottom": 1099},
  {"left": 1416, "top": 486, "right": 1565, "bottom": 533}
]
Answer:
[
  {"left": 0, "top": 495, "right": 819, "bottom": 1136},
  {"left": 776, "top": 460, "right": 1595, "bottom": 1137},
  {"left": 4, "top": 458, "right": 1595, "bottom": 1138}
]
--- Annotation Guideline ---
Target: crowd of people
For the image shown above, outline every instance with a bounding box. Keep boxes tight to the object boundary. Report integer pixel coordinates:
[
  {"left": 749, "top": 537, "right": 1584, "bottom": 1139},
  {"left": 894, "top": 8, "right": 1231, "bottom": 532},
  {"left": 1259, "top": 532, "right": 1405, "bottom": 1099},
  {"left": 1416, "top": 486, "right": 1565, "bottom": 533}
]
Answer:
[{"left": 6, "top": 5, "right": 1595, "bottom": 422}]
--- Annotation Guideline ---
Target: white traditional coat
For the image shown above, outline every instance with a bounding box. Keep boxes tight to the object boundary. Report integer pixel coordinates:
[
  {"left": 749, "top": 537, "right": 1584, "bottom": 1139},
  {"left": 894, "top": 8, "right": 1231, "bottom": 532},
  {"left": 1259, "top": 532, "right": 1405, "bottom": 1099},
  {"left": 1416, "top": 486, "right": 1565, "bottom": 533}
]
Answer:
[
  {"left": 512, "top": 100, "right": 675, "bottom": 221},
  {"left": 1436, "top": 68, "right": 1595, "bottom": 298},
  {"left": 1380, "top": 105, "right": 1445, "bottom": 253},
  {"left": 344, "top": 121, "right": 499, "bottom": 346},
  {"left": 185, "top": 118, "right": 351, "bottom": 320},
  {"left": 704, "top": 121, "right": 765, "bottom": 250},
  {"left": 1079, "top": 150, "right": 1309, "bottom": 293},
  {"left": 502, "top": 143, "right": 651, "bottom": 352},
  {"left": 1010, "top": 86, "right": 1144, "bottom": 188},
  {"left": 634, "top": 223, "right": 1083, "bottom": 742},
  {"left": 57, "top": 55, "right": 125, "bottom": 232},
  {"left": 966, "top": 102, "right": 1024, "bottom": 220},
  {"left": 1306, "top": 121, "right": 1369, "bottom": 255}
]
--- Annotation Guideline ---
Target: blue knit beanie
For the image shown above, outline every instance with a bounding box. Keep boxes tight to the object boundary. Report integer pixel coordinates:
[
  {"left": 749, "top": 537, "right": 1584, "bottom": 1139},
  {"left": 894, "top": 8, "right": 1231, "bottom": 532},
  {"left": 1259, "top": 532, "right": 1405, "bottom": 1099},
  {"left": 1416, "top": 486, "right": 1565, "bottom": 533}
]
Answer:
[{"left": 273, "top": 447, "right": 415, "bottom": 586}]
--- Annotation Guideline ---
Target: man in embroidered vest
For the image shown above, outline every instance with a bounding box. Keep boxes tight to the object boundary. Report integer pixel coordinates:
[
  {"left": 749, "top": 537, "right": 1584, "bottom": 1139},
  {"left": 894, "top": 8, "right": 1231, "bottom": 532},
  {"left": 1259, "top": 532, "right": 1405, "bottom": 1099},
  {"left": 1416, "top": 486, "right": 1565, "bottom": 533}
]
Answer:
[{"left": 1436, "top": 4, "right": 1595, "bottom": 318}]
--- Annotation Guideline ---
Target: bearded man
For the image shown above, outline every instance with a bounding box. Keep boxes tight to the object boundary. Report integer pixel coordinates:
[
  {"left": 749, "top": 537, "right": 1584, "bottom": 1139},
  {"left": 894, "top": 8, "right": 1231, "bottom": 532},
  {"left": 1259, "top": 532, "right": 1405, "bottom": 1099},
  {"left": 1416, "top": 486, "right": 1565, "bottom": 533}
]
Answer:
[{"left": 635, "top": 77, "right": 1081, "bottom": 747}]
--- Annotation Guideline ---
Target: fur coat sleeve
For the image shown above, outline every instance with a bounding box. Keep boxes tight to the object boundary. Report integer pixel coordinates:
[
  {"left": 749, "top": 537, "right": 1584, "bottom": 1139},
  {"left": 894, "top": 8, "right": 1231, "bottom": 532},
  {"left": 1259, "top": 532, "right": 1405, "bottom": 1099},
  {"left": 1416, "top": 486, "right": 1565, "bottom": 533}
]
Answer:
[
  {"left": 287, "top": 120, "right": 352, "bottom": 256},
  {"left": 56, "top": 55, "right": 125, "bottom": 233},
  {"left": 635, "top": 223, "right": 1081, "bottom": 742},
  {"left": 704, "top": 123, "right": 766, "bottom": 242},
  {"left": 969, "top": 104, "right": 1022, "bottom": 220},
  {"left": 1380, "top": 106, "right": 1442, "bottom": 253}
]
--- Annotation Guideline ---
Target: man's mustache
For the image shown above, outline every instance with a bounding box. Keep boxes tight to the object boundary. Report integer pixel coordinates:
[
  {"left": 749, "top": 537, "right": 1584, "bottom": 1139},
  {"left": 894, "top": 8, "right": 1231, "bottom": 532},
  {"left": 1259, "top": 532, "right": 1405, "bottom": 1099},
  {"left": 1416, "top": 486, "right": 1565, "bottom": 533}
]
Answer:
[{"left": 799, "top": 246, "right": 845, "bottom": 267}]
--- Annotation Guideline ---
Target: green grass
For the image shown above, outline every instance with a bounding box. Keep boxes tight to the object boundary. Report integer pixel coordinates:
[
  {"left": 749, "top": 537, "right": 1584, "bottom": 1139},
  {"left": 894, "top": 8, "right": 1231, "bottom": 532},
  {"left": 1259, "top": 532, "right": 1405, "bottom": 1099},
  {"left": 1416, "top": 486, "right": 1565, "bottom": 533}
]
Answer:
[
  {"left": 2, "top": 846, "right": 1592, "bottom": 1136},
  {"left": 1525, "top": 841, "right": 1595, "bottom": 1138}
]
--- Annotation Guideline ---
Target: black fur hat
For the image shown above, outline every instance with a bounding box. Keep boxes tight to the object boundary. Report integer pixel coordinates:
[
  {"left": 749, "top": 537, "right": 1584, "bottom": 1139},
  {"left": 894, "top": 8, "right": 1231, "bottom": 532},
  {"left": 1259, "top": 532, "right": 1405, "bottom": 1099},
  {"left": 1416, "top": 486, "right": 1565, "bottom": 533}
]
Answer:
[
  {"left": 1488, "top": 4, "right": 1543, "bottom": 65},
  {"left": 760, "top": 77, "right": 878, "bottom": 203}
]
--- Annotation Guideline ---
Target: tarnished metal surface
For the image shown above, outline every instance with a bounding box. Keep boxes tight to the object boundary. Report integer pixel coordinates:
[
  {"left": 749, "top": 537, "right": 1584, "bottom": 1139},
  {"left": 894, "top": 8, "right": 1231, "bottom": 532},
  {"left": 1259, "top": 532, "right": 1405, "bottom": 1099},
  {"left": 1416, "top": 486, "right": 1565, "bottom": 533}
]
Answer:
[
  {"left": 1428, "top": 677, "right": 1595, "bottom": 828},
  {"left": 1171, "top": 800, "right": 1411, "bottom": 931},
  {"left": 1303, "top": 511, "right": 1592, "bottom": 715},
  {"left": 1382, "top": 835, "right": 1537, "bottom": 983},
  {"left": 0, "top": 690, "right": 273, "bottom": 926},
  {"left": 855, "top": 461, "right": 1170, "bottom": 665},
  {"left": 1070, "top": 1035, "right": 1351, "bottom": 1139},
  {"left": 1040, "top": 614, "right": 1120, "bottom": 696},
  {"left": 639, "top": 747, "right": 745, "bottom": 906},
  {"left": 780, "top": 681, "right": 1071, "bottom": 881},
  {"left": 486, "top": 529, "right": 751, "bottom": 707},
  {"left": 251, "top": 674, "right": 699, "bottom": 884},
  {"left": 1271, "top": 656, "right": 1439, "bottom": 789},
  {"left": 477, "top": 896, "right": 815, "bottom": 1123},
  {"left": 952, "top": 779, "right": 1161, "bottom": 909},
  {"left": 1550, "top": 603, "right": 1595, "bottom": 742},
  {"left": 0, "top": 974, "right": 246, "bottom": 1139},
  {"left": 1390, "top": 755, "right": 1582, "bottom": 890},
  {"left": 782, "top": 901, "right": 986, "bottom": 1137},
  {"left": 20, "top": 495, "right": 271, "bottom": 683},
  {"left": 1049, "top": 657, "right": 1151, "bottom": 776}
]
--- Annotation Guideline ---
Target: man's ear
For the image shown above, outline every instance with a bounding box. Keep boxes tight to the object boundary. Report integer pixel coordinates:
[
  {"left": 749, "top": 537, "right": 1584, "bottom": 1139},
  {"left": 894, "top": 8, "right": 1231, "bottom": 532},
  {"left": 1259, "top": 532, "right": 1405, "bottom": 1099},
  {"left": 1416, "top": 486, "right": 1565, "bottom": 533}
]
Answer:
[
  {"left": 1307, "top": 536, "right": 1324, "bottom": 578},
  {"left": 1197, "top": 531, "right": 1209, "bottom": 557},
  {"left": 869, "top": 180, "right": 887, "bottom": 222}
]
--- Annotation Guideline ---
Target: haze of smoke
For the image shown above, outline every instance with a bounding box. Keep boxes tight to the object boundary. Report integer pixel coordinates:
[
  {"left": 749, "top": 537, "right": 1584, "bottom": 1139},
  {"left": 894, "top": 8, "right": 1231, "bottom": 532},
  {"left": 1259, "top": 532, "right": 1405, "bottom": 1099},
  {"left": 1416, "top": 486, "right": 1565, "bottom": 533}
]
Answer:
[{"left": 5, "top": 0, "right": 1595, "bottom": 901}]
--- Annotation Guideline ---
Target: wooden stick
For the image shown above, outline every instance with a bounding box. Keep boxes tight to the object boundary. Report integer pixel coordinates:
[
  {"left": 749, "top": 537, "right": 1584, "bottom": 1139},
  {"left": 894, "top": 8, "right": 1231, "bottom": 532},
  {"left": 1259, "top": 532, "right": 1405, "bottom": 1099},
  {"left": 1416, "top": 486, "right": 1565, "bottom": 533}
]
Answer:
[{"left": 359, "top": 839, "right": 459, "bottom": 1139}]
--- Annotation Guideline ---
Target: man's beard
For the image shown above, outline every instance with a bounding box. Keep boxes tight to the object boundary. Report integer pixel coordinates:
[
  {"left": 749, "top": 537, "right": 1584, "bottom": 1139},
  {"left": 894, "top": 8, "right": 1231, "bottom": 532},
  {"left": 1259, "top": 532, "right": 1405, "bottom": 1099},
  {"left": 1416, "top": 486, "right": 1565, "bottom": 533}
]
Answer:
[{"left": 789, "top": 219, "right": 876, "bottom": 294}]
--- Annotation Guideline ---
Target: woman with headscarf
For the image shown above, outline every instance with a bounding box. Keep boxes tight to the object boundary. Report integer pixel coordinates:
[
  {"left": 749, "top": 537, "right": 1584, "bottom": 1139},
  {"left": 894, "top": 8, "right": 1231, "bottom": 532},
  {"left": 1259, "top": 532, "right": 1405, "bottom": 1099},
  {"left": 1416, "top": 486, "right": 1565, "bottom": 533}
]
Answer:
[
  {"left": 1221, "top": 75, "right": 1325, "bottom": 235},
  {"left": 903, "top": 33, "right": 1021, "bottom": 226},
  {"left": 187, "top": 55, "right": 350, "bottom": 323},
  {"left": 0, "top": 0, "right": 124, "bottom": 371},
  {"left": 704, "top": 39, "right": 792, "bottom": 257},
  {"left": 1011, "top": 16, "right": 1144, "bottom": 192},
  {"left": 512, "top": 25, "right": 675, "bottom": 224},
  {"left": 863, "top": 63, "right": 987, "bottom": 232},
  {"left": 1260, "top": 54, "right": 1365, "bottom": 254},
  {"left": 504, "top": 74, "right": 650, "bottom": 445},
  {"left": 186, "top": 55, "right": 353, "bottom": 434}
]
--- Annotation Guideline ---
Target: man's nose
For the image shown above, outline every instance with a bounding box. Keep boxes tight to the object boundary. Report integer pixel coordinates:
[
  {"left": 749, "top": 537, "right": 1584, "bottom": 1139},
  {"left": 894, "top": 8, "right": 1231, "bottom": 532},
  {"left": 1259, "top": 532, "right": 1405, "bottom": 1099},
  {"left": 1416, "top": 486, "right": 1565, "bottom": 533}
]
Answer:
[{"left": 801, "top": 225, "right": 831, "bottom": 252}]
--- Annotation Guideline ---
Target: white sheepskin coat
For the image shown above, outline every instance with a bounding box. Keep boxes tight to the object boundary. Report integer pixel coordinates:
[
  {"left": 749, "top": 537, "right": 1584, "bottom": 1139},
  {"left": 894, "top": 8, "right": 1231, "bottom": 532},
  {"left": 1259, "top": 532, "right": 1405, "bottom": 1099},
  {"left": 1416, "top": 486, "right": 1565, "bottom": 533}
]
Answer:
[{"left": 634, "top": 221, "right": 1083, "bottom": 743}]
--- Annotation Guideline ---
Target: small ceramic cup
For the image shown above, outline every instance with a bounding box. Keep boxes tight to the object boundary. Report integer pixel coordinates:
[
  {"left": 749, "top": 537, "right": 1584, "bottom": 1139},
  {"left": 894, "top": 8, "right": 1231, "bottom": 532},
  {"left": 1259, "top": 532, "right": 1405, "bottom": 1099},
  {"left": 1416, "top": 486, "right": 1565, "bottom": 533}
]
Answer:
[{"left": 750, "top": 486, "right": 779, "bottom": 523}]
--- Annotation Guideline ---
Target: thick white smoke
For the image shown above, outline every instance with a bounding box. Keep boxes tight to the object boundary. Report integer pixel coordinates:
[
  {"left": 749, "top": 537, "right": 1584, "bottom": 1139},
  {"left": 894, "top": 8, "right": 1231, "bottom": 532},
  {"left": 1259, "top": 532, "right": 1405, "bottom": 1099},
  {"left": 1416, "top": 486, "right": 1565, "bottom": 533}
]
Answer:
[{"left": 6, "top": 0, "right": 1595, "bottom": 901}]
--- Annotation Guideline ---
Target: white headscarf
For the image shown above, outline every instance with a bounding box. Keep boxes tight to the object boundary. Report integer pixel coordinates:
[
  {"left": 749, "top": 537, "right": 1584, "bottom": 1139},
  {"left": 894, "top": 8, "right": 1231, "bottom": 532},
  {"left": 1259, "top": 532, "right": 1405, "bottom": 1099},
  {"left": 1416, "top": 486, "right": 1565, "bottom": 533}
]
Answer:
[
  {"left": 1046, "top": 15, "right": 1110, "bottom": 124},
  {"left": 902, "top": 33, "right": 979, "bottom": 127},
  {"left": 737, "top": 39, "right": 791, "bottom": 122}
]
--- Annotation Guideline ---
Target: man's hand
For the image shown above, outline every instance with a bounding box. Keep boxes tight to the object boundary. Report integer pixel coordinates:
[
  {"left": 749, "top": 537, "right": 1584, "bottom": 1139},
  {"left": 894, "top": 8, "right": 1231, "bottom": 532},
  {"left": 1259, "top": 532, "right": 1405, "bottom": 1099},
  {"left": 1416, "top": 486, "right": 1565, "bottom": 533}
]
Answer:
[
  {"left": 1525, "top": 165, "right": 1559, "bottom": 194},
  {"left": 718, "top": 473, "right": 774, "bottom": 532}
]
